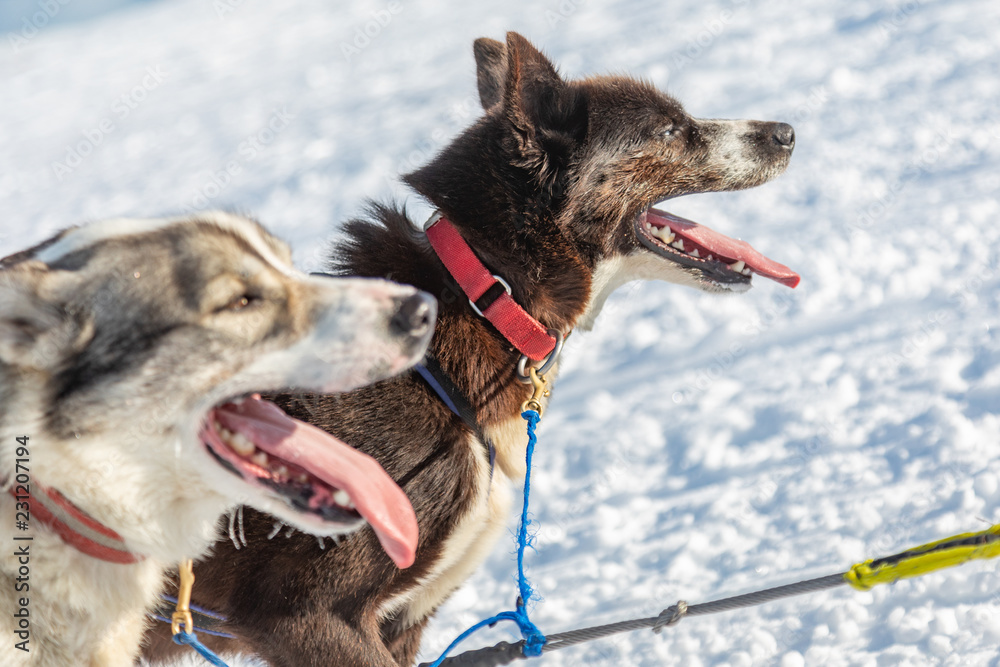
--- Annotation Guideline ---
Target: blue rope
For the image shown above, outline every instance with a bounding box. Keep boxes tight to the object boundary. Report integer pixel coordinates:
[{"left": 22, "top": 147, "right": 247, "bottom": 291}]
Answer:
[
  {"left": 160, "top": 594, "right": 230, "bottom": 621},
  {"left": 513, "top": 410, "right": 546, "bottom": 656},
  {"left": 426, "top": 409, "right": 547, "bottom": 667},
  {"left": 173, "top": 630, "right": 231, "bottom": 667},
  {"left": 150, "top": 614, "right": 235, "bottom": 639}
]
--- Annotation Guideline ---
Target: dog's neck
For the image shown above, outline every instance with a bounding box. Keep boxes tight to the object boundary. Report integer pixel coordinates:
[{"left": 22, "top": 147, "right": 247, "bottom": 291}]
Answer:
[
  {"left": 2, "top": 403, "right": 232, "bottom": 565},
  {"left": 10, "top": 483, "right": 143, "bottom": 564},
  {"left": 404, "top": 128, "right": 593, "bottom": 336},
  {"left": 0, "top": 423, "right": 233, "bottom": 662},
  {"left": 0, "top": 488, "right": 167, "bottom": 666}
]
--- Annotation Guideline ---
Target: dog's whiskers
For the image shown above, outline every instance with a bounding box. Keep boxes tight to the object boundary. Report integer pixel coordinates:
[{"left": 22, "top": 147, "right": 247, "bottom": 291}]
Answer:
[
  {"left": 227, "top": 508, "right": 241, "bottom": 550},
  {"left": 238, "top": 505, "right": 247, "bottom": 547}
]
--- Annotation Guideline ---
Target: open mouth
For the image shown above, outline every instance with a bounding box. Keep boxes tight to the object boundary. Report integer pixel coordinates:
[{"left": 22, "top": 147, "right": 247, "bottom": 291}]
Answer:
[
  {"left": 200, "top": 395, "right": 417, "bottom": 568},
  {"left": 635, "top": 208, "right": 800, "bottom": 289}
]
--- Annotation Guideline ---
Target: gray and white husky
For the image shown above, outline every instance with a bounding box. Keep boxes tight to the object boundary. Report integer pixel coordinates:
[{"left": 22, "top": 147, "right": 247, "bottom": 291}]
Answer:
[{"left": 0, "top": 212, "right": 435, "bottom": 666}]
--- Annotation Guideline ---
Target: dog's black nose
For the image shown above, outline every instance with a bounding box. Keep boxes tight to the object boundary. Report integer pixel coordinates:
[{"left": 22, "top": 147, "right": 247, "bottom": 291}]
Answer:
[
  {"left": 391, "top": 292, "right": 436, "bottom": 338},
  {"left": 772, "top": 123, "right": 795, "bottom": 150}
]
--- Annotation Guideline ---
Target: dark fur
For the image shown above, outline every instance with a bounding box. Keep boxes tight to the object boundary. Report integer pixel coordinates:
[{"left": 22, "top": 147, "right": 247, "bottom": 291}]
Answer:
[{"left": 143, "top": 32, "right": 793, "bottom": 666}]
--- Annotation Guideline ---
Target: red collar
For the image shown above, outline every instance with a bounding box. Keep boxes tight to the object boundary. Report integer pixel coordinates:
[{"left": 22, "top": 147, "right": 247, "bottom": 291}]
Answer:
[
  {"left": 425, "top": 214, "right": 558, "bottom": 362},
  {"left": 9, "top": 484, "right": 144, "bottom": 564}
]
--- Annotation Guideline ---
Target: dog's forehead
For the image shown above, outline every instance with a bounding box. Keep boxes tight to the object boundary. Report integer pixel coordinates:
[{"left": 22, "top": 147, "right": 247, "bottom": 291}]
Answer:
[
  {"left": 33, "top": 212, "right": 294, "bottom": 274},
  {"left": 581, "top": 75, "right": 685, "bottom": 123}
]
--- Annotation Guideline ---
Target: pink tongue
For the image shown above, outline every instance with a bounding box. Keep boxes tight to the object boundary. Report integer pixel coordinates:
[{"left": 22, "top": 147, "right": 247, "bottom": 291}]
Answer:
[
  {"left": 647, "top": 208, "right": 800, "bottom": 288},
  {"left": 214, "top": 396, "right": 417, "bottom": 569}
]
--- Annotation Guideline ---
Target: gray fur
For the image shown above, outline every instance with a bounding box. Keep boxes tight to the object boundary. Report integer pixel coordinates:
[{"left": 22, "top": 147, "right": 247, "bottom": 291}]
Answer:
[{"left": 0, "top": 211, "right": 434, "bottom": 666}]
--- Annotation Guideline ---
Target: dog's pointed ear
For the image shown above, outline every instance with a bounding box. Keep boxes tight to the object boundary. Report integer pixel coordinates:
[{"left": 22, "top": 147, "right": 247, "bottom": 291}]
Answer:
[
  {"left": 0, "top": 265, "right": 91, "bottom": 371},
  {"left": 500, "top": 32, "right": 588, "bottom": 159},
  {"left": 474, "top": 37, "right": 506, "bottom": 110}
]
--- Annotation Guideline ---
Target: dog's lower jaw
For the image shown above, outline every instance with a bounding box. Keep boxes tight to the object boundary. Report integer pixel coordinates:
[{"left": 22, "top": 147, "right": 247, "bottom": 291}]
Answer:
[{"left": 578, "top": 250, "right": 737, "bottom": 331}]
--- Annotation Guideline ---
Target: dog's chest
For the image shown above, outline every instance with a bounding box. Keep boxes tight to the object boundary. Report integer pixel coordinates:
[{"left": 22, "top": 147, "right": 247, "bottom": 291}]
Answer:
[{"left": 379, "top": 415, "right": 531, "bottom": 629}]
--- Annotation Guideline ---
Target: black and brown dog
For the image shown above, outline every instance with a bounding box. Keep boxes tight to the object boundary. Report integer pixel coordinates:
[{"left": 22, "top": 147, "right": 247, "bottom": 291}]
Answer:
[{"left": 145, "top": 31, "right": 800, "bottom": 667}]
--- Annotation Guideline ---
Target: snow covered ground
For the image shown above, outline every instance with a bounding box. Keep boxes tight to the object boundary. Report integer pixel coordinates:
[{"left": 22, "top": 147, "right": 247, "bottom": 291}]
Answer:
[{"left": 4, "top": 0, "right": 1000, "bottom": 664}]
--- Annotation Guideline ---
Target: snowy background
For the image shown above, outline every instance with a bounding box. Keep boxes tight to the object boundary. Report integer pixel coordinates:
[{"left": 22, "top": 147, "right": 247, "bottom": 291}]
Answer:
[{"left": 4, "top": 0, "right": 1000, "bottom": 664}]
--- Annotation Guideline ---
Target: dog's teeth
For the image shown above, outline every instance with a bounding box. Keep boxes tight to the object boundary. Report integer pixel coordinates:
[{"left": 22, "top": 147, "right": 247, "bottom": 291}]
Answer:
[
  {"left": 251, "top": 452, "right": 269, "bottom": 467},
  {"left": 690, "top": 249, "right": 700, "bottom": 258},
  {"left": 333, "top": 490, "right": 353, "bottom": 508},
  {"left": 230, "top": 432, "right": 255, "bottom": 457},
  {"left": 296, "top": 473, "right": 309, "bottom": 484},
  {"left": 730, "top": 260, "right": 746, "bottom": 273},
  {"left": 274, "top": 465, "right": 289, "bottom": 479},
  {"left": 671, "top": 240, "right": 684, "bottom": 251},
  {"left": 706, "top": 254, "right": 713, "bottom": 261},
  {"left": 742, "top": 268, "right": 752, "bottom": 276}
]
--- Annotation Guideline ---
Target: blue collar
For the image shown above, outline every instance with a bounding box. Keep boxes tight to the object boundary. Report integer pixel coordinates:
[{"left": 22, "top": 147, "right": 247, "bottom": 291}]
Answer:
[{"left": 414, "top": 354, "right": 496, "bottom": 479}]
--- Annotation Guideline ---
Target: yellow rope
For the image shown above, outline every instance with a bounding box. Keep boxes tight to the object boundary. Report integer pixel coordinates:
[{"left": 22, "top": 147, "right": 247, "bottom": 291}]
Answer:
[{"left": 845, "top": 524, "right": 1000, "bottom": 591}]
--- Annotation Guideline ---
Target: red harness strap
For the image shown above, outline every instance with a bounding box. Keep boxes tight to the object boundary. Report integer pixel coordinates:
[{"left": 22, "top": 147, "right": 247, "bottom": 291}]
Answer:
[
  {"left": 425, "top": 215, "right": 557, "bottom": 362},
  {"left": 9, "top": 484, "right": 143, "bottom": 564}
]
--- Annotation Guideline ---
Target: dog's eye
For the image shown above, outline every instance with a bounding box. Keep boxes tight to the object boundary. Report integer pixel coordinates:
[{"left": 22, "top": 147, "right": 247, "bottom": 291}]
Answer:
[
  {"left": 662, "top": 126, "right": 677, "bottom": 138},
  {"left": 220, "top": 294, "right": 257, "bottom": 312}
]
